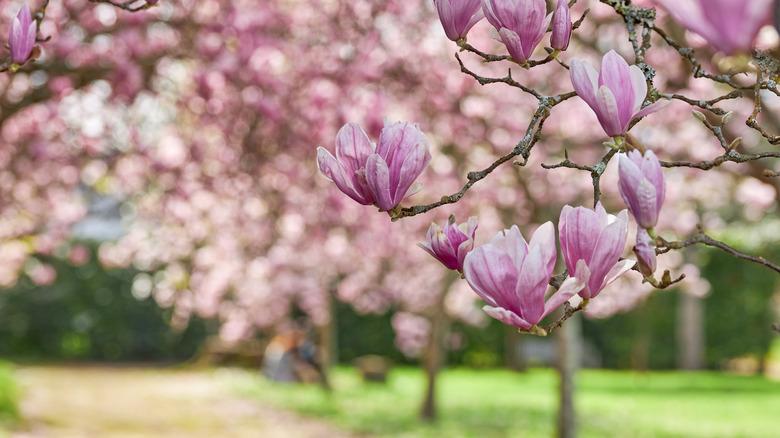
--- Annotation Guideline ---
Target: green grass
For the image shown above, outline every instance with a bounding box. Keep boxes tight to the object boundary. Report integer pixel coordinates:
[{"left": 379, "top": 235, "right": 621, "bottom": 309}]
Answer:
[
  {"left": 226, "top": 366, "right": 780, "bottom": 438},
  {"left": 0, "top": 361, "right": 19, "bottom": 430}
]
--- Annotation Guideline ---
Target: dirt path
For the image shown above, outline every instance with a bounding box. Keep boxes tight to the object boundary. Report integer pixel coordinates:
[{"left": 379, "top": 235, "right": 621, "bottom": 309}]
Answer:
[{"left": 11, "top": 365, "right": 363, "bottom": 438}]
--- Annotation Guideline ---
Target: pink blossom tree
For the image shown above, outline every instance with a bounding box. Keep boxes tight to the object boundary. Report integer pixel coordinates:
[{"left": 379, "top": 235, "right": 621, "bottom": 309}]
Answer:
[{"left": 1, "top": 0, "right": 780, "bottom": 434}]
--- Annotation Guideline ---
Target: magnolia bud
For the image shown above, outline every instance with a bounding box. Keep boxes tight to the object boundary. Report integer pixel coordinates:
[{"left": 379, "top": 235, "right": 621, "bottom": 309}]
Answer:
[{"left": 550, "top": 0, "right": 571, "bottom": 51}]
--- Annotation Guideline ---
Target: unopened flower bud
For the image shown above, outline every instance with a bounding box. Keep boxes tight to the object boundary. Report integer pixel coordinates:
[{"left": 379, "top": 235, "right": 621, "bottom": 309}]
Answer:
[
  {"left": 721, "top": 111, "right": 734, "bottom": 125},
  {"left": 618, "top": 150, "right": 665, "bottom": 229},
  {"left": 727, "top": 137, "right": 742, "bottom": 152},
  {"left": 633, "top": 228, "right": 656, "bottom": 277},
  {"left": 550, "top": 0, "right": 571, "bottom": 51},
  {"left": 418, "top": 216, "right": 478, "bottom": 272},
  {"left": 691, "top": 109, "right": 707, "bottom": 122},
  {"left": 9, "top": 3, "right": 36, "bottom": 64}
]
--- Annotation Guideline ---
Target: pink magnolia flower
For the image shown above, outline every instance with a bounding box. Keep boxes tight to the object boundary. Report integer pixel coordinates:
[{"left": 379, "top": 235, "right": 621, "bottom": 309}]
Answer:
[
  {"left": 618, "top": 149, "right": 666, "bottom": 229},
  {"left": 9, "top": 3, "right": 36, "bottom": 64},
  {"left": 463, "top": 222, "right": 584, "bottom": 329},
  {"left": 570, "top": 50, "right": 667, "bottom": 137},
  {"left": 550, "top": 0, "right": 571, "bottom": 51},
  {"left": 558, "top": 203, "right": 634, "bottom": 299},
  {"left": 655, "top": 0, "right": 773, "bottom": 55},
  {"left": 434, "top": 0, "right": 485, "bottom": 42},
  {"left": 317, "top": 121, "right": 431, "bottom": 211},
  {"left": 418, "top": 216, "right": 478, "bottom": 271},
  {"left": 633, "top": 227, "right": 656, "bottom": 276},
  {"left": 482, "top": 0, "right": 552, "bottom": 63}
]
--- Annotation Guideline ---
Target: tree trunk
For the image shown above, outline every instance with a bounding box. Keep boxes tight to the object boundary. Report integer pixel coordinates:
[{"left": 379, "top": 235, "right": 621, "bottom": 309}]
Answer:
[
  {"left": 677, "top": 292, "right": 704, "bottom": 370},
  {"left": 505, "top": 324, "right": 526, "bottom": 371},
  {"left": 556, "top": 313, "right": 581, "bottom": 438},
  {"left": 632, "top": 301, "right": 650, "bottom": 371},
  {"left": 420, "top": 288, "right": 450, "bottom": 422},
  {"left": 320, "top": 291, "right": 339, "bottom": 369}
]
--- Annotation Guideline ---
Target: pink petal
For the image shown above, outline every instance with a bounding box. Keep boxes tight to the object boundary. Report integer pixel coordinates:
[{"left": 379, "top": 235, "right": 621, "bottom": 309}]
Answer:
[
  {"left": 483, "top": 306, "right": 533, "bottom": 330},
  {"left": 632, "top": 100, "right": 669, "bottom": 122},
  {"left": 543, "top": 276, "right": 584, "bottom": 317},
  {"left": 316, "top": 147, "right": 371, "bottom": 205},
  {"left": 464, "top": 244, "right": 520, "bottom": 309},
  {"left": 629, "top": 65, "right": 648, "bottom": 112},
  {"left": 515, "top": 244, "right": 549, "bottom": 326},
  {"left": 598, "top": 259, "right": 635, "bottom": 292},
  {"left": 599, "top": 50, "right": 635, "bottom": 129},
  {"left": 335, "top": 122, "right": 374, "bottom": 175},
  {"left": 365, "top": 154, "right": 394, "bottom": 211},
  {"left": 570, "top": 59, "right": 600, "bottom": 110},
  {"left": 595, "top": 86, "right": 625, "bottom": 136},
  {"left": 528, "top": 221, "right": 556, "bottom": 276}
]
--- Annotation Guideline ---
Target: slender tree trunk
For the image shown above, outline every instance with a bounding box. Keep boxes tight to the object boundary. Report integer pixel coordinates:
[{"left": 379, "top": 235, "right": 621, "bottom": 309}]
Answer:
[
  {"left": 632, "top": 302, "right": 650, "bottom": 371},
  {"left": 557, "top": 313, "right": 581, "bottom": 438},
  {"left": 320, "top": 291, "right": 339, "bottom": 369},
  {"left": 677, "top": 292, "right": 704, "bottom": 370},
  {"left": 420, "top": 284, "right": 451, "bottom": 422},
  {"left": 505, "top": 325, "right": 526, "bottom": 371}
]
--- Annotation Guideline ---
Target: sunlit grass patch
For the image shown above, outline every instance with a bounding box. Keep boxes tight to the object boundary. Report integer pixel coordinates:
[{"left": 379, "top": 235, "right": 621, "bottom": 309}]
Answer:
[
  {"left": 229, "top": 366, "right": 780, "bottom": 438},
  {"left": 0, "top": 361, "right": 19, "bottom": 430}
]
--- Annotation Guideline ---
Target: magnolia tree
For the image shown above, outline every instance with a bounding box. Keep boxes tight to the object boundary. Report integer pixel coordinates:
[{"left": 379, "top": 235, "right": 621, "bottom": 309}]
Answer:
[
  {"left": 2, "top": 0, "right": 780, "bottom": 429},
  {"left": 320, "top": 0, "right": 780, "bottom": 334}
]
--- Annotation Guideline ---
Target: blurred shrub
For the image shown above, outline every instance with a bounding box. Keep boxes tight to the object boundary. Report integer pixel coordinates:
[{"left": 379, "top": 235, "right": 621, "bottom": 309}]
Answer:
[
  {"left": 702, "top": 248, "right": 777, "bottom": 368},
  {"left": 0, "top": 244, "right": 209, "bottom": 362},
  {"left": 584, "top": 246, "right": 778, "bottom": 370},
  {"left": 0, "top": 361, "right": 19, "bottom": 425},
  {"left": 335, "top": 300, "right": 509, "bottom": 366},
  {"left": 335, "top": 300, "right": 409, "bottom": 364}
]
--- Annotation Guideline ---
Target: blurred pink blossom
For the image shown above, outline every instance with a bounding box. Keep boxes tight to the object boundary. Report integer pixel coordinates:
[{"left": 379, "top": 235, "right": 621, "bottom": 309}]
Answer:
[
  {"left": 654, "top": 0, "right": 773, "bottom": 55},
  {"left": 67, "top": 245, "right": 91, "bottom": 266},
  {"left": 392, "top": 312, "right": 431, "bottom": 358},
  {"left": 28, "top": 262, "right": 56, "bottom": 286}
]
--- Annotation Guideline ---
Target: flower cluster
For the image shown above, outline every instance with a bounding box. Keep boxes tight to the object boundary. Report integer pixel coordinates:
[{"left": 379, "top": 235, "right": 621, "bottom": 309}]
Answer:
[
  {"left": 432, "top": 0, "right": 572, "bottom": 61},
  {"left": 458, "top": 202, "right": 634, "bottom": 330},
  {"left": 315, "top": 1, "right": 677, "bottom": 334},
  {"left": 317, "top": 121, "right": 432, "bottom": 212},
  {"left": 463, "top": 223, "right": 583, "bottom": 330}
]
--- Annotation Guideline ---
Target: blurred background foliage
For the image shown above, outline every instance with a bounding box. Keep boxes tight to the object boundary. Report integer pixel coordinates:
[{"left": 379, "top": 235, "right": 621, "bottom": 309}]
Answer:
[
  {"left": 0, "top": 243, "right": 207, "bottom": 362},
  {"left": 0, "top": 241, "right": 777, "bottom": 370}
]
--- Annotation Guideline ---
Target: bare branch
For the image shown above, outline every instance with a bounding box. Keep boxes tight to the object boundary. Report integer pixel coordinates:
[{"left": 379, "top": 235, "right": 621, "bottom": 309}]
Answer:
[{"left": 656, "top": 225, "right": 780, "bottom": 274}]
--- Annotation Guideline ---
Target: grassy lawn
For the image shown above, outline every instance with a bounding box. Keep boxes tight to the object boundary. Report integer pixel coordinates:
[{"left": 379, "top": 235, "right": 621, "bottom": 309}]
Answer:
[
  {"left": 0, "top": 361, "right": 19, "bottom": 434},
  {"left": 228, "top": 366, "right": 780, "bottom": 438}
]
